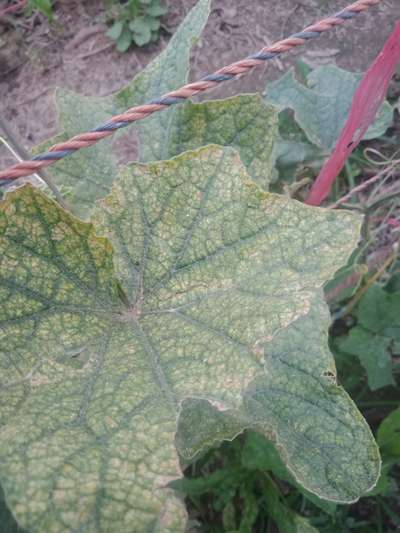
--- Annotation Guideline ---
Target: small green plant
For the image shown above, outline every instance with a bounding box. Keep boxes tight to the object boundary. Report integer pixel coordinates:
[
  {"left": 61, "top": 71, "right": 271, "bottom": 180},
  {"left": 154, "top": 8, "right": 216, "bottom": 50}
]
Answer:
[
  {"left": 27, "top": 0, "right": 53, "bottom": 20},
  {"left": 106, "top": 0, "right": 168, "bottom": 52}
]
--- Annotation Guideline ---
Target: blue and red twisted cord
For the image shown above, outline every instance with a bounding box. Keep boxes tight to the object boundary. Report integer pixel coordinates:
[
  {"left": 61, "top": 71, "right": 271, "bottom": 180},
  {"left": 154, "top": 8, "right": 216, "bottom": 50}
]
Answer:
[{"left": 0, "top": 0, "right": 381, "bottom": 185}]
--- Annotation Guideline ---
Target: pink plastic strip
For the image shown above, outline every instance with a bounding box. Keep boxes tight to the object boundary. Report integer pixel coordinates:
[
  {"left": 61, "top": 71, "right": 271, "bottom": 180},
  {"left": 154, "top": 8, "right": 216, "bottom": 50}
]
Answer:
[{"left": 306, "top": 22, "right": 400, "bottom": 206}]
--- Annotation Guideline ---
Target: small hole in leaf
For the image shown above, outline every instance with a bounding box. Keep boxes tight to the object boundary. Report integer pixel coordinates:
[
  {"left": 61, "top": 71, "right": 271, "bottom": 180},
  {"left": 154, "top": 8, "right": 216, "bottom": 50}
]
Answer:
[{"left": 322, "top": 370, "right": 336, "bottom": 382}]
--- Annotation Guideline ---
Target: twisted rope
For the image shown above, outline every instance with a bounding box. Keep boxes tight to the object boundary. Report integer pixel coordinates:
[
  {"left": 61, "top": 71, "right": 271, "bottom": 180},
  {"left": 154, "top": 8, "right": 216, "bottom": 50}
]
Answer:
[{"left": 0, "top": 0, "right": 381, "bottom": 185}]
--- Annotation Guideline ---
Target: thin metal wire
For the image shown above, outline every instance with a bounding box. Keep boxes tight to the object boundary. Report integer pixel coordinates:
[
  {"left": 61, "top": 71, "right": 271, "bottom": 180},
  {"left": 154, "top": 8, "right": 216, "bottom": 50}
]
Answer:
[{"left": 0, "top": 0, "right": 381, "bottom": 184}]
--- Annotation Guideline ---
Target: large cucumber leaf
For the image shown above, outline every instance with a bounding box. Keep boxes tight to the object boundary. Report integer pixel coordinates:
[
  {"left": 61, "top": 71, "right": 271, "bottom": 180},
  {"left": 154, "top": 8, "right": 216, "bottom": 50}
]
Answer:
[{"left": 0, "top": 146, "right": 379, "bottom": 531}]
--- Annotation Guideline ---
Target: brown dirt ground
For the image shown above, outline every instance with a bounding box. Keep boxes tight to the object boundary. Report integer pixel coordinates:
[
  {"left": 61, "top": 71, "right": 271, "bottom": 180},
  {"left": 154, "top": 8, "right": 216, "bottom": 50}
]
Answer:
[{"left": 0, "top": 0, "right": 399, "bottom": 170}]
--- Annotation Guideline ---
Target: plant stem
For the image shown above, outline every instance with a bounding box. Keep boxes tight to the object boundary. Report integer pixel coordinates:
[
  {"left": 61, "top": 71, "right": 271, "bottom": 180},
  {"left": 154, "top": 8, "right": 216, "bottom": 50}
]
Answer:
[
  {"left": 345, "top": 160, "right": 356, "bottom": 191},
  {"left": 376, "top": 501, "right": 383, "bottom": 533},
  {"left": 343, "top": 250, "right": 398, "bottom": 316},
  {"left": 0, "top": 117, "right": 69, "bottom": 210},
  {"left": 330, "top": 160, "right": 399, "bottom": 209},
  {"left": 358, "top": 400, "right": 400, "bottom": 408},
  {"left": 367, "top": 188, "right": 400, "bottom": 211},
  {"left": 378, "top": 497, "right": 400, "bottom": 526}
]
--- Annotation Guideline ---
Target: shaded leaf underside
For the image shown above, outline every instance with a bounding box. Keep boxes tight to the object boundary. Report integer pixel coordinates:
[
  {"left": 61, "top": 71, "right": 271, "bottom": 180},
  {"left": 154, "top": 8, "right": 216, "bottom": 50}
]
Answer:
[{"left": 0, "top": 145, "right": 379, "bottom": 531}]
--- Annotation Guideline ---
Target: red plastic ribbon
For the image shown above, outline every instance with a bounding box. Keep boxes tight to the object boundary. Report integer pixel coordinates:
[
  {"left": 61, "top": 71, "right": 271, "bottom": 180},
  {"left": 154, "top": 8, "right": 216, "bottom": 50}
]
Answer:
[{"left": 306, "top": 22, "right": 400, "bottom": 206}]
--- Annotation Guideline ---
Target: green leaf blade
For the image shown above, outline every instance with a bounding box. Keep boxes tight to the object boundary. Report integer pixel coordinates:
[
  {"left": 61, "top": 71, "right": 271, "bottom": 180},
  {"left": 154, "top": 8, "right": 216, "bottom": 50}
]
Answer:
[
  {"left": 30, "top": 0, "right": 211, "bottom": 218},
  {"left": 244, "top": 296, "right": 381, "bottom": 503},
  {"left": 377, "top": 406, "right": 400, "bottom": 459},
  {"left": 337, "top": 285, "right": 398, "bottom": 390},
  {"left": 0, "top": 146, "right": 379, "bottom": 530},
  {"left": 160, "top": 95, "right": 279, "bottom": 189},
  {"left": 114, "top": 0, "right": 211, "bottom": 163},
  {"left": 266, "top": 66, "right": 393, "bottom": 152},
  {"left": 338, "top": 328, "right": 395, "bottom": 390},
  {"left": 106, "top": 21, "right": 124, "bottom": 40}
]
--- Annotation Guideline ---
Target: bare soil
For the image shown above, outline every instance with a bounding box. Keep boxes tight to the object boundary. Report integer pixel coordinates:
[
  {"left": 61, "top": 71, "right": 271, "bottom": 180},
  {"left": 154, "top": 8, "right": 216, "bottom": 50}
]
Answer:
[{"left": 0, "top": 0, "right": 399, "bottom": 169}]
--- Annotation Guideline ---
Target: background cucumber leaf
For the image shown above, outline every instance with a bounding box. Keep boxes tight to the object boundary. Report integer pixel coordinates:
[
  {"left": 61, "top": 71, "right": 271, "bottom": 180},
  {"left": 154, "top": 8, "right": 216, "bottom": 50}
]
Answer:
[
  {"left": 33, "top": 0, "right": 212, "bottom": 217},
  {"left": 150, "top": 95, "right": 279, "bottom": 189},
  {"left": 266, "top": 66, "right": 394, "bottom": 153},
  {"left": 336, "top": 284, "right": 399, "bottom": 390},
  {"left": 377, "top": 406, "right": 400, "bottom": 459},
  {"left": 34, "top": 95, "right": 117, "bottom": 217},
  {"left": 32, "top": 1, "right": 281, "bottom": 219},
  {"left": 266, "top": 65, "right": 395, "bottom": 186}
]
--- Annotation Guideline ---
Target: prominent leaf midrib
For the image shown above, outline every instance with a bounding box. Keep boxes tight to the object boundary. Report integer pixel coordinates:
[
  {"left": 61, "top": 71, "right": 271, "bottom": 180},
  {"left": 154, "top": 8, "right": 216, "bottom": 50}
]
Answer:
[
  {"left": 147, "top": 219, "right": 277, "bottom": 294},
  {"left": 257, "top": 386, "right": 354, "bottom": 432},
  {"left": 100, "top": 209, "right": 141, "bottom": 303},
  {"left": 142, "top": 288, "right": 256, "bottom": 313},
  {"left": 251, "top": 393, "right": 361, "bottom": 498},
  {"left": 173, "top": 309, "right": 251, "bottom": 353},
  {"left": 220, "top": 107, "right": 261, "bottom": 149},
  {"left": 132, "top": 320, "right": 178, "bottom": 411},
  {"left": 33, "top": 192, "right": 105, "bottom": 298},
  {"left": 0, "top": 304, "right": 111, "bottom": 330},
  {"left": 75, "top": 333, "right": 111, "bottom": 424},
  {"left": 271, "top": 355, "right": 336, "bottom": 394},
  {"left": 132, "top": 178, "right": 153, "bottom": 307},
  {"left": 0, "top": 275, "right": 55, "bottom": 309},
  {"left": 161, "top": 106, "right": 180, "bottom": 163},
  {"left": 140, "top": 286, "right": 304, "bottom": 319},
  {"left": 148, "top": 27, "right": 190, "bottom": 163},
  {"left": 166, "top": 151, "right": 226, "bottom": 280}
]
